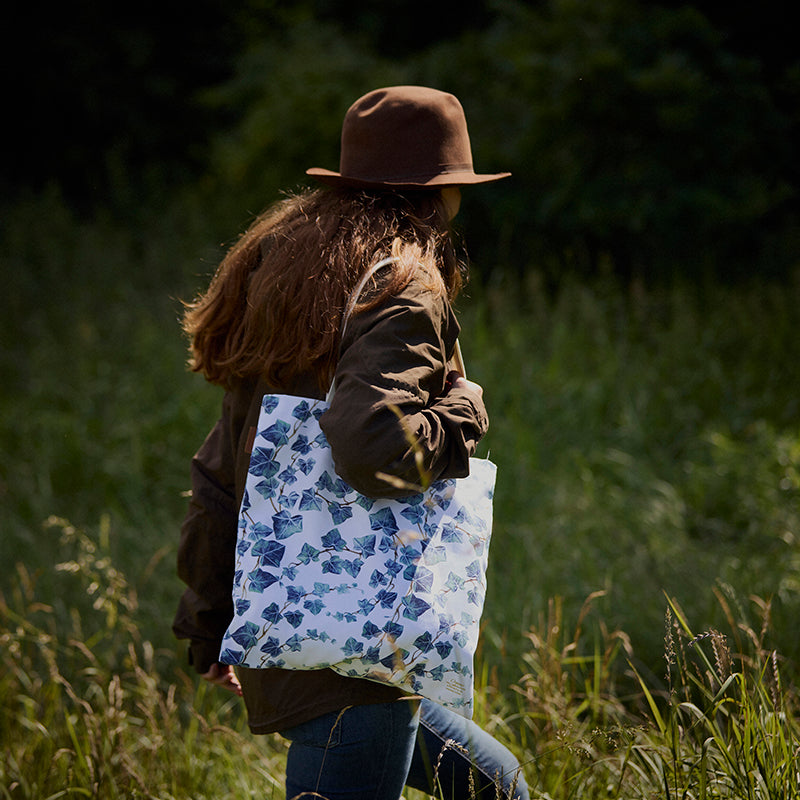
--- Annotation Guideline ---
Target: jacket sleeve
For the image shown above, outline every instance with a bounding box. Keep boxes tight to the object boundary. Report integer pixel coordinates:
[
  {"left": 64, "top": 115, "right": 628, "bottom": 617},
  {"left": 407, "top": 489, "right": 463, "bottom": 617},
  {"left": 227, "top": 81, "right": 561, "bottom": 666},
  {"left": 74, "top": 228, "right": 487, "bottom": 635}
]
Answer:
[
  {"left": 320, "top": 276, "right": 489, "bottom": 498},
  {"left": 172, "top": 390, "right": 239, "bottom": 673}
]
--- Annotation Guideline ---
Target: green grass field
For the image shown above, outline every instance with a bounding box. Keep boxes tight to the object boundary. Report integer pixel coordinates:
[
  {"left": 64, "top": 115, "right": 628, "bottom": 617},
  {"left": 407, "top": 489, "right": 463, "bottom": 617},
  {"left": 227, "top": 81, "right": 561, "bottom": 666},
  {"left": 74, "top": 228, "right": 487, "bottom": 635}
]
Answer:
[{"left": 2, "top": 190, "right": 799, "bottom": 797}]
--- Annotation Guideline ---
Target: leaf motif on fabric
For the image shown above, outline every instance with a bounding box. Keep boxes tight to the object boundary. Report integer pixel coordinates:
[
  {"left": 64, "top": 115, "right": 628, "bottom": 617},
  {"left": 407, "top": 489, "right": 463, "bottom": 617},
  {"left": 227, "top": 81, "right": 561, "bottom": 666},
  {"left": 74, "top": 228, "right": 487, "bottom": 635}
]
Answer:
[
  {"left": 369, "top": 507, "right": 399, "bottom": 535},
  {"left": 342, "top": 637, "right": 364, "bottom": 657},
  {"left": 250, "top": 447, "right": 280, "bottom": 478},
  {"left": 290, "top": 434, "right": 313, "bottom": 455},
  {"left": 251, "top": 539, "right": 286, "bottom": 567},
  {"left": 230, "top": 621, "right": 260, "bottom": 649},
  {"left": 402, "top": 595, "right": 432, "bottom": 621},
  {"left": 272, "top": 510, "right": 303, "bottom": 540},
  {"left": 261, "top": 395, "right": 280, "bottom": 414},
  {"left": 262, "top": 419, "right": 292, "bottom": 446},
  {"left": 321, "top": 528, "right": 347, "bottom": 551},
  {"left": 303, "top": 598, "right": 324, "bottom": 615},
  {"left": 284, "top": 610, "right": 304, "bottom": 629},
  {"left": 261, "top": 603, "right": 282, "bottom": 624},
  {"left": 247, "top": 568, "right": 279, "bottom": 592},
  {"left": 327, "top": 501, "right": 353, "bottom": 525},
  {"left": 299, "top": 489, "right": 323, "bottom": 511},
  {"left": 354, "top": 534, "right": 376, "bottom": 557}
]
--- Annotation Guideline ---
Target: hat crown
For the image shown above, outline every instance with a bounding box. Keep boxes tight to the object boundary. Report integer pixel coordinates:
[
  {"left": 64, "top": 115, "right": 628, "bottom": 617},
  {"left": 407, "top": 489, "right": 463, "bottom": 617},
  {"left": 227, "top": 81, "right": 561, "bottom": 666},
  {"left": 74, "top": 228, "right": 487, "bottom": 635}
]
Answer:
[
  {"left": 306, "top": 85, "right": 510, "bottom": 189},
  {"left": 339, "top": 86, "right": 474, "bottom": 184}
]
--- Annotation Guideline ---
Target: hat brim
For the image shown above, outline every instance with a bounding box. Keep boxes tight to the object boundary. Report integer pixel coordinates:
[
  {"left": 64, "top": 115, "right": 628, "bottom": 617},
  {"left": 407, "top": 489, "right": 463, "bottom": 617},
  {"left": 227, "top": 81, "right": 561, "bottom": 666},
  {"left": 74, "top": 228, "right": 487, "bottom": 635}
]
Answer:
[{"left": 305, "top": 167, "right": 511, "bottom": 190}]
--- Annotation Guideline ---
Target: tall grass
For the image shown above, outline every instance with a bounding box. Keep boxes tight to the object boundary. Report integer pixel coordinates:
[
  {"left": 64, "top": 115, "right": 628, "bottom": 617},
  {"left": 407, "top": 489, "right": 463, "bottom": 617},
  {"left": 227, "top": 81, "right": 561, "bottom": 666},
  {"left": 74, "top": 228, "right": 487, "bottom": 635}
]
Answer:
[{"left": 2, "top": 188, "right": 799, "bottom": 796}]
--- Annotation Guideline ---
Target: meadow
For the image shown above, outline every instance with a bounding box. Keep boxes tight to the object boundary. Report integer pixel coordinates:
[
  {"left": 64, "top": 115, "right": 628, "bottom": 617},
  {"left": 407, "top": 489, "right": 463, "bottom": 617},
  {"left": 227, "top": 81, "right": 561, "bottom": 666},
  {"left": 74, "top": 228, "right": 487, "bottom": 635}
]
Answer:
[{"left": 2, "top": 188, "right": 799, "bottom": 797}]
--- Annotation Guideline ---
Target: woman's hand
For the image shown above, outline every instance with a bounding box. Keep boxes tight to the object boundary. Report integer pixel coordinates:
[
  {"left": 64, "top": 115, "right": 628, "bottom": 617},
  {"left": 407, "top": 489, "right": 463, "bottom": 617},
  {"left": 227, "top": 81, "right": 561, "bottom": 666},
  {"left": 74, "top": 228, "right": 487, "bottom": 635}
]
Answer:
[
  {"left": 201, "top": 662, "right": 243, "bottom": 696},
  {"left": 445, "top": 370, "right": 484, "bottom": 398}
]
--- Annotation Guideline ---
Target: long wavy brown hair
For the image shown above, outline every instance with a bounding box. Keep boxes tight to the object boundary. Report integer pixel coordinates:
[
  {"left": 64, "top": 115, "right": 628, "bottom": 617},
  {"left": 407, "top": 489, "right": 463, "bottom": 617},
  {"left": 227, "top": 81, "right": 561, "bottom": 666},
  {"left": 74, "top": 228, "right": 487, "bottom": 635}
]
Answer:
[{"left": 182, "top": 187, "right": 464, "bottom": 391}]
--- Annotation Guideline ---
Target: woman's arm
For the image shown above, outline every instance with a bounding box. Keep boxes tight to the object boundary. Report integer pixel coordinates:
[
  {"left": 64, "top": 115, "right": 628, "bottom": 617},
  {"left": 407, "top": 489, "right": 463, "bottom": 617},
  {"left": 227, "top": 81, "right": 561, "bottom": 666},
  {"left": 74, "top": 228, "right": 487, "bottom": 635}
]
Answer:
[{"left": 320, "top": 276, "right": 488, "bottom": 498}]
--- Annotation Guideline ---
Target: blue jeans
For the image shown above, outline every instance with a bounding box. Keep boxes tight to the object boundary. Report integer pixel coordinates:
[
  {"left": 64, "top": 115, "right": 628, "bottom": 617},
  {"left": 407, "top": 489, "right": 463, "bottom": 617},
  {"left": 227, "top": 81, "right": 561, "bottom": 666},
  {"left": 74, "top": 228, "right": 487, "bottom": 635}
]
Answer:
[{"left": 281, "top": 699, "right": 529, "bottom": 800}]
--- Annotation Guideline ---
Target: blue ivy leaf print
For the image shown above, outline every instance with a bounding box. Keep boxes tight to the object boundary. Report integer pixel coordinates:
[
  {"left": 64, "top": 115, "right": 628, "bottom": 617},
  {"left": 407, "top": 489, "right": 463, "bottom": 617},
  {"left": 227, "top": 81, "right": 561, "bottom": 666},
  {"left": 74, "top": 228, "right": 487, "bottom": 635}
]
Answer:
[
  {"left": 252, "top": 539, "right": 286, "bottom": 568},
  {"left": 273, "top": 510, "right": 303, "bottom": 540},
  {"left": 327, "top": 501, "right": 353, "bottom": 525},
  {"left": 299, "top": 489, "right": 323, "bottom": 512},
  {"left": 364, "top": 645, "right": 381, "bottom": 664},
  {"left": 435, "top": 641, "right": 453, "bottom": 660},
  {"left": 425, "top": 545, "right": 447, "bottom": 565},
  {"left": 296, "top": 458, "right": 315, "bottom": 475},
  {"left": 286, "top": 634, "right": 303, "bottom": 652},
  {"left": 438, "top": 613, "right": 455, "bottom": 631},
  {"left": 370, "top": 507, "right": 399, "bottom": 535},
  {"left": 355, "top": 494, "right": 374, "bottom": 511},
  {"left": 278, "top": 491, "right": 300, "bottom": 509},
  {"left": 358, "top": 599, "right": 374, "bottom": 615},
  {"left": 254, "top": 477, "right": 279, "bottom": 499},
  {"left": 321, "top": 555, "right": 345, "bottom": 575},
  {"left": 468, "top": 588, "right": 481, "bottom": 606},
  {"left": 342, "top": 637, "right": 364, "bottom": 657},
  {"left": 332, "top": 478, "right": 351, "bottom": 499},
  {"left": 369, "top": 570, "right": 387, "bottom": 588},
  {"left": 445, "top": 572, "right": 464, "bottom": 592},
  {"left": 354, "top": 535, "right": 376, "bottom": 557},
  {"left": 317, "top": 472, "right": 336, "bottom": 492},
  {"left": 343, "top": 558, "right": 363, "bottom": 578},
  {"left": 261, "top": 603, "right": 282, "bottom": 624},
  {"left": 235, "top": 598, "right": 251, "bottom": 615},
  {"left": 398, "top": 545, "right": 421, "bottom": 566},
  {"left": 230, "top": 621, "right": 260, "bottom": 649},
  {"left": 234, "top": 569, "right": 243, "bottom": 585},
  {"left": 441, "top": 523, "right": 463, "bottom": 543},
  {"left": 291, "top": 400, "right": 313, "bottom": 422},
  {"left": 362, "top": 621, "right": 381, "bottom": 638},
  {"left": 303, "top": 598, "right": 324, "bottom": 615},
  {"left": 320, "top": 529, "right": 346, "bottom": 551},
  {"left": 402, "top": 595, "right": 432, "bottom": 621},
  {"left": 262, "top": 395, "right": 280, "bottom": 414},
  {"left": 312, "top": 582, "right": 331, "bottom": 597},
  {"left": 376, "top": 589, "right": 398, "bottom": 609},
  {"left": 312, "top": 407, "right": 326, "bottom": 422},
  {"left": 250, "top": 447, "right": 281, "bottom": 478},
  {"left": 411, "top": 566, "right": 434, "bottom": 594},
  {"left": 219, "top": 647, "right": 245, "bottom": 665},
  {"left": 382, "top": 620, "right": 404, "bottom": 640},
  {"left": 465, "top": 560, "right": 482, "bottom": 580},
  {"left": 290, "top": 434, "right": 313, "bottom": 455},
  {"left": 378, "top": 535, "right": 394, "bottom": 553},
  {"left": 282, "top": 565, "right": 298, "bottom": 581},
  {"left": 248, "top": 568, "right": 279, "bottom": 592},
  {"left": 251, "top": 521, "right": 273, "bottom": 539},
  {"left": 384, "top": 560, "right": 403, "bottom": 577},
  {"left": 284, "top": 610, "right": 305, "bottom": 629},
  {"left": 278, "top": 466, "right": 298, "bottom": 485},
  {"left": 262, "top": 419, "right": 291, "bottom": 446},
  {"left": 380, "top": 650, "right": 408, "bottom": 671},
  {"left": 453, "top": 629, "right": 468, "bottom": 648},
  {"left": 286, "top": 586, "right": 306, "bottom": 603},
  {"left": 414, "top": 631, "right": 435, "bottom": 653},
  {"left": 429, "top": 664, "right": 446, "bottom": 681},
  {"left": 236, "top": 539, "right": 251, "bottom": 556},
  {"left": 400, "top": 505, "right": 426, "bottom": 525}
]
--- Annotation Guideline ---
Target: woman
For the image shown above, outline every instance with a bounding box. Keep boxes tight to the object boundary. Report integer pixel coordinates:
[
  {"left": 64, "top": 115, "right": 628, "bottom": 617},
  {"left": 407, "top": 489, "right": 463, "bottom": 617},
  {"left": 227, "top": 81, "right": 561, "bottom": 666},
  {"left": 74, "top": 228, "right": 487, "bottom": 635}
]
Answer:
[{"left": 173, "top": 86, "right": 527, "bottom": 799}]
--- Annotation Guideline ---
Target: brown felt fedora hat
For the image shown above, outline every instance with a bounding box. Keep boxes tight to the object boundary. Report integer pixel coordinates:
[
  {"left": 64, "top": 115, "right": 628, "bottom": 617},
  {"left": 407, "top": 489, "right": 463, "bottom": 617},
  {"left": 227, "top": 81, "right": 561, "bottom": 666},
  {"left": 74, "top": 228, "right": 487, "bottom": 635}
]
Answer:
[{"left": 306, "top": 85, "right": 511, "bottom": 190}]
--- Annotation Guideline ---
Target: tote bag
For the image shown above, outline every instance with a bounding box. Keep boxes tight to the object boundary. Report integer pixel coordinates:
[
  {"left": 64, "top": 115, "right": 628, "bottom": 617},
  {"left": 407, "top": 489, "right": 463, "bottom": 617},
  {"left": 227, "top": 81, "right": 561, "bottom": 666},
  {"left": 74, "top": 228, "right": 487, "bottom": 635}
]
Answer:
[{"left": 218, "top": 262, "right": 495, "bottom": 717}]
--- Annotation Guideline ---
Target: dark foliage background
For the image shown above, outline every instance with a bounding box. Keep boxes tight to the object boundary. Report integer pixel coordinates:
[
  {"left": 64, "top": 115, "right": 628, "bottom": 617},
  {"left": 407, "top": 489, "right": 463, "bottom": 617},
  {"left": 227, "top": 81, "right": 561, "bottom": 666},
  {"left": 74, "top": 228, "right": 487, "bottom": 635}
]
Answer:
[{"left": 4, "top": 0, "right": 798, "bottom": 284}]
